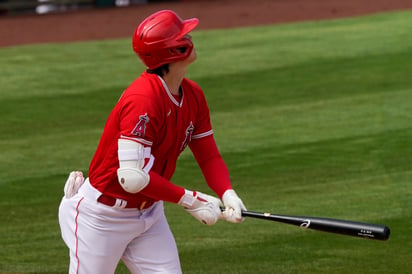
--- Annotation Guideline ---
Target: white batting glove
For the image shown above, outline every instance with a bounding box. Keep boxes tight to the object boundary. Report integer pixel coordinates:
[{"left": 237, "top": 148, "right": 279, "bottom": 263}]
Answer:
[
  {"left": 178, "top": 190, "right": 223, "bottom": 225},
  {"left": 63, "top": 171, "right": 85, "bottom": 198},
  {"left": 222, "top": 189, "right": 247, "bottom": 223}
]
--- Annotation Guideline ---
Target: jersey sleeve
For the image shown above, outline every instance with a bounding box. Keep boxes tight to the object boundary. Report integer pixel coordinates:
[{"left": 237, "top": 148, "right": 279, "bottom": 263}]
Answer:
[
  {"left": 118, "top": 93, "right": 159, "bottom": 146},
  {"left": 189, "top": 81, "right": 214, "bottom": 139},
  {"left": 189, "top": 133, "right": 232, "bottom": 198}
]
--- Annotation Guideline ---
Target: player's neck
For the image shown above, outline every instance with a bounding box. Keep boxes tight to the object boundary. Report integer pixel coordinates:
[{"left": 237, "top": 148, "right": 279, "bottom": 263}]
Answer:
[{"left": 162, "top": 67, "right": 186, "bottom": 95}]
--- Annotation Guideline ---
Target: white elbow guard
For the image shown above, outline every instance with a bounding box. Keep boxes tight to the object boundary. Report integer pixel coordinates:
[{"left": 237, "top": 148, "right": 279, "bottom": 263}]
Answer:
[
  {"left": 117, "top": 138, "right": 154, "bottom": 193},
  {"left": 117, "top": 167, "right": 149, "bottom": 194}
]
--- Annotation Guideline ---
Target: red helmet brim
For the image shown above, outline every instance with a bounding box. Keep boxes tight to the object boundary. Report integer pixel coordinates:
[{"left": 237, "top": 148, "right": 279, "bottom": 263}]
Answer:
[{"left": 178, "top": 18, "right": 199, "bottom": 39}]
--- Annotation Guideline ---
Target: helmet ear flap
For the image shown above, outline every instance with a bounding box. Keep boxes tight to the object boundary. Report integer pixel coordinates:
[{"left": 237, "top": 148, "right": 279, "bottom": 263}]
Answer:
[
  {"left": 175, "top": 47, "right": 187, "bottom": 54},
  {"left": 171, "top": 38, "right": 193, "bottom": 56}
]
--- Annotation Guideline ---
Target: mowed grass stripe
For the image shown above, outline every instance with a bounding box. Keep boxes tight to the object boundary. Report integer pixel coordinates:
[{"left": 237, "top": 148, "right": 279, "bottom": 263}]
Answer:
[{"left": 2, "top": 43, "right": 411, "bottom": 140}]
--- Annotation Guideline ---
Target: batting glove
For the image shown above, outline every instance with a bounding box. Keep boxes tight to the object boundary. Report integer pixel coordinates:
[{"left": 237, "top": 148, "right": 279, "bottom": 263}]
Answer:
[
  {"left": 222, "top": 189, "right": 247, "bottom": 223},
  {"left": 178, "top": 190, "right": 223, "bottom": 225},
  {"left": 63, "top": 171, "right": 84, "bottom": 199}
]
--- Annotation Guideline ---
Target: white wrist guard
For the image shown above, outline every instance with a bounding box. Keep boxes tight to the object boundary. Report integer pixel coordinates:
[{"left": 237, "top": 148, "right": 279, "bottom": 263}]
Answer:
[
  {"left": 117, "top": 138, "right": 153, "bottom": 193},
  {"left": 178, "top": 190, "right": 223, "bottom": 225}
]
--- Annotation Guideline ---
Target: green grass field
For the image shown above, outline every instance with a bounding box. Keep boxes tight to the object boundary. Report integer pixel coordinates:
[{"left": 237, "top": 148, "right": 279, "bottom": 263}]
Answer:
[{"left": 1, "top": 10, "right": 412, "bottom": 273}]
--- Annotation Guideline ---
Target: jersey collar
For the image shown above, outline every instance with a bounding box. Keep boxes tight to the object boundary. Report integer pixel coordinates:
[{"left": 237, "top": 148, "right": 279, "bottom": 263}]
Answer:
[{"left": 157, "top": 75, "right": 184, "bottom": 107}]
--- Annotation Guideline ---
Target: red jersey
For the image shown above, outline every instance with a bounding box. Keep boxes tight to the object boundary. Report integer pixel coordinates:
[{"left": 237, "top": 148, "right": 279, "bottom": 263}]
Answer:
[{"left": 89, "top": 72, "right": 230, "bottom": 204}]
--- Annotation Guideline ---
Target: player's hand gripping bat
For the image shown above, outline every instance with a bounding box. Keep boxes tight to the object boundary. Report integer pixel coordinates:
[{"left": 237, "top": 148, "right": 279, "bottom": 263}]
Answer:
[{"left": 241, "top": 210, "right": 390, "bottom": 241}]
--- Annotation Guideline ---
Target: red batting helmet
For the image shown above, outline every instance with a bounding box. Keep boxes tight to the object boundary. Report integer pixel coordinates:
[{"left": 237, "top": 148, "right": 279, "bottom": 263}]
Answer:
[{"left": 132, "top": 10, "right": 199, "bottom": 69}]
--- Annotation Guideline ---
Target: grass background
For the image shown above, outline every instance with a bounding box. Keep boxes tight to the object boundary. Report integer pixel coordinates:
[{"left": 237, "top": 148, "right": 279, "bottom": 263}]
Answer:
[{"left": 1, "top": 10, "right": 412, "bottom": 273}]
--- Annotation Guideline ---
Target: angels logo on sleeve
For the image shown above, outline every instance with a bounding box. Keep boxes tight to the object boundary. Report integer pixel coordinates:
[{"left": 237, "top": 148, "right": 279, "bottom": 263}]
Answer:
[
  {"left": 180, "top": 122, "right": 194, "bottom": 151},
  {"left": 131, "top": 113, "right": 150, "bottom": 137}
]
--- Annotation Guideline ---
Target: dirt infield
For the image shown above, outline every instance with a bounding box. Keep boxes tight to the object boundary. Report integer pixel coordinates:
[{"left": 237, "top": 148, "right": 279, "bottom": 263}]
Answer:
[{"left": 1, "top": 0, "right": 412, "bottom": 48}]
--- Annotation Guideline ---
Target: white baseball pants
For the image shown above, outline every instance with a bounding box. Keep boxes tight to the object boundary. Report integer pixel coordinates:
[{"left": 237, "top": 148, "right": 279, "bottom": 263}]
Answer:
[{"left": 58, "top": 179, "right": 182, "bottom": 274}]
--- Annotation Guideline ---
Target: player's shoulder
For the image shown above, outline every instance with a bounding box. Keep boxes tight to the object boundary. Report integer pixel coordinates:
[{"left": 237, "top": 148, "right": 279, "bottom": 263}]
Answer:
[{"left": 121, "top": 72, "right": 162, "bottom": 100}]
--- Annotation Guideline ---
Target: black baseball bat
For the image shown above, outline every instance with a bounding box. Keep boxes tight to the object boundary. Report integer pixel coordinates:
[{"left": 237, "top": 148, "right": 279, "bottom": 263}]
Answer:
[{"left": 241, "top": 210, "right": 390, "bottom": 241}]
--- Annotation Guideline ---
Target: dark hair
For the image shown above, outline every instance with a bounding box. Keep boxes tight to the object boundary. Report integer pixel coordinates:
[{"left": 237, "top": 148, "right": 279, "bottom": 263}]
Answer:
[{"left": 147, "top": 64, "right": 169, "bottom": 77}]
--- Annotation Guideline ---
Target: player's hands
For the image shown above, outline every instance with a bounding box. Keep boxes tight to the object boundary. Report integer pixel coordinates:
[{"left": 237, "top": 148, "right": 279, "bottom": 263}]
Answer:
[
  {"left": 222, "top": 189, "right": 247, "bottom": 223},
  {"left": 178, "top": 190, "right": 223, "bottom": 225},
  {"left": 63, "top": 171, "right": 85, "bottom": 198}
]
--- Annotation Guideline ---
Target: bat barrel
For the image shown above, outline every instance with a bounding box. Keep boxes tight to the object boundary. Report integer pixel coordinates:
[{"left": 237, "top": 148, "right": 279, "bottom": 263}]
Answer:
[{"left": 307, "top": 216, "right": 390, "bottom": 240}]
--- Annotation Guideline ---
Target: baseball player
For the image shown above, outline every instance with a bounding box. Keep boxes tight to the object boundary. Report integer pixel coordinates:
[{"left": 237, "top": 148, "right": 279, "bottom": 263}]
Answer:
[{"left": 58, "top": 9, "right": 246, "bottom": 274}]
